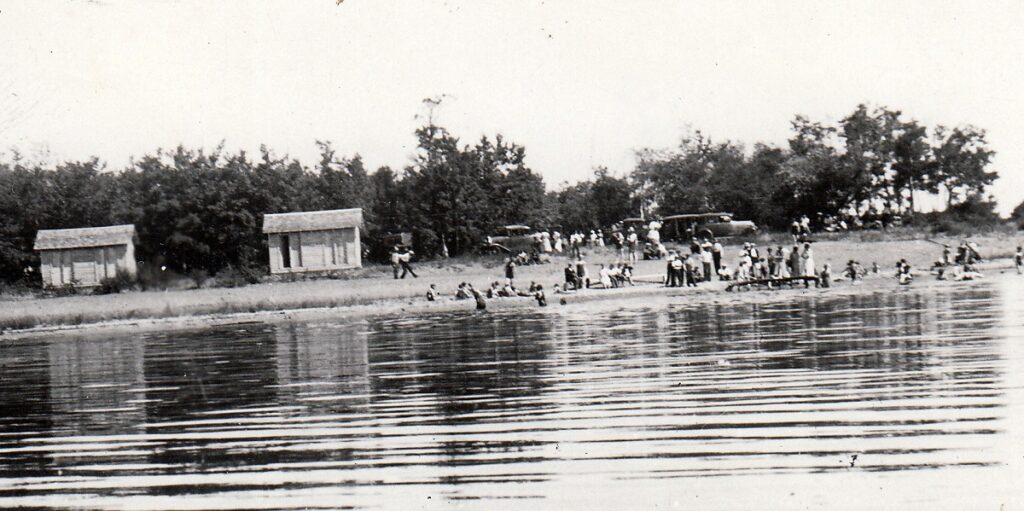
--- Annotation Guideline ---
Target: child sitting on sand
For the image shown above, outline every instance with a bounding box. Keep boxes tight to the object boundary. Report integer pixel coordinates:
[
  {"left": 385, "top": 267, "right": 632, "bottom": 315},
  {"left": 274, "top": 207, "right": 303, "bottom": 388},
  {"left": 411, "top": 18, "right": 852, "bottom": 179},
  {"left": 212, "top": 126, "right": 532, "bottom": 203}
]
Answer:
[
  {"left": 455, "top": 283, "right": 471, "bottom": 300},
  {"left": 426, "top": 284, "right": 439, "bottom": 301}
]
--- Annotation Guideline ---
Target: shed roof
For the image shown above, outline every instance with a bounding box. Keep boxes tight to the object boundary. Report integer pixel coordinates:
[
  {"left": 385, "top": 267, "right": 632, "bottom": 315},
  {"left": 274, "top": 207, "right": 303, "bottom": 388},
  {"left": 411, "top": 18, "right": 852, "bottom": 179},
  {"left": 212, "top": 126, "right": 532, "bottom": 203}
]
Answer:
[
  {"left": 262, "top": 208, "right": 363, "bottom": 234},
  {"left": 34, "top": 224, "right": 136, "bottom": 251}
]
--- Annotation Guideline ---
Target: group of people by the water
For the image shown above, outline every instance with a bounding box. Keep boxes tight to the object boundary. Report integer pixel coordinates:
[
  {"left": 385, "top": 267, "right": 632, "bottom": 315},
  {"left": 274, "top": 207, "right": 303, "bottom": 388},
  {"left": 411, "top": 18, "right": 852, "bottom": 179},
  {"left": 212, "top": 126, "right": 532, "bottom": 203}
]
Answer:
[
  {"left": 931, "top": 240, "right": 986, "bottom": 281},
  {"left": 424, "top": 223, "right": 1007, "bottom": 309}
]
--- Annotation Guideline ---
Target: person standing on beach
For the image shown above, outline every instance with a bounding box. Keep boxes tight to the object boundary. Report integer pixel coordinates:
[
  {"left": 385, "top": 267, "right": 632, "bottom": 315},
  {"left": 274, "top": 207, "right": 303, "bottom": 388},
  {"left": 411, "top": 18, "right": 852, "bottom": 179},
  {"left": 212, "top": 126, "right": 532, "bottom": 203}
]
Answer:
[
  {"left": 399, "top": 248, "right": 418, "bottom": 278},
  {"left": 627, "top": 228, "right": 639, "bottom": 263},
  {"left": 576, "top": 256, "right": 589, "bottom": 289},
  {"left": 564, "top": 263, "right": 578, "bottom": 290},
  {"left": 665, "top": 251, "right": 677, "bottom": 287},
  {"left": 390, "top": 246, "right": 402, "bottom": 279},
  {"left": 712, "top": 240, "right": 723, "bottom": 274},
  {"left": 505, "top": 257, "right": 516, "bottom": 282},
  {"left": 1016, "top": 246, "right": 1023, "bottom": 274},
  {"left": 701, "top": 245, "right": 714, "bottom": 282},
  {"left": 685, "top": 252, "right": 700, "bottom": 287},
  {"left": 672, "top": 252, "right": 685, "bottom": 287},
  {"left": 801, "top": 243, "right": 815, "bottom": 277},
  {"left": 789, "top": 244, "right": 802, "bottom": 278}
]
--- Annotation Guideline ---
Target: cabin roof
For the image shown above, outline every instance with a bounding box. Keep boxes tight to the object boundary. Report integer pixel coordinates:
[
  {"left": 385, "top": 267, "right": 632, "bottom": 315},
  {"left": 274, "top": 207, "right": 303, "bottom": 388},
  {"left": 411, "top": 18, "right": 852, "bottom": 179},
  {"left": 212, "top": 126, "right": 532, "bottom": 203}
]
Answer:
[
  {"left": 262, "top": 208, "right": 363, "bottom": 234},
  {"left": 34, "top": 224, "right": 136, "bottom": 251}
]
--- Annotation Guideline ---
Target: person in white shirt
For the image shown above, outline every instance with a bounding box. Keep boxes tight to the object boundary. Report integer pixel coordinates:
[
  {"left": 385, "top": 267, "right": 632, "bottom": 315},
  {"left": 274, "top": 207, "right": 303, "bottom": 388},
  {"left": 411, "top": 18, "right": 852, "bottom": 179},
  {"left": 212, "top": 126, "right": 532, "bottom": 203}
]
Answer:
[
  {"left": 801, "top": 243, "right": 815, "bottom": 278},
  {"left": 701, "top": 246, "right": 714, "bottom": 282},
  {"left": 598, "top": 264, "right": 613, "bottom": 288},
  {"left": 627, "top": 228, "right": 639, "bottom": 263}
]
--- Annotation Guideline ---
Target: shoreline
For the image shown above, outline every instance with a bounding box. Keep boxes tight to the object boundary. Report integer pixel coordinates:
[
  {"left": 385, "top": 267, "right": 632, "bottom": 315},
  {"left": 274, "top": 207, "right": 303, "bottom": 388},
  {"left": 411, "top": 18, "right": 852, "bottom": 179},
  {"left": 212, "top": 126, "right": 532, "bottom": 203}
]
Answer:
[{"left": 2, "top": 258, "right": 1013, "bottom": 341}]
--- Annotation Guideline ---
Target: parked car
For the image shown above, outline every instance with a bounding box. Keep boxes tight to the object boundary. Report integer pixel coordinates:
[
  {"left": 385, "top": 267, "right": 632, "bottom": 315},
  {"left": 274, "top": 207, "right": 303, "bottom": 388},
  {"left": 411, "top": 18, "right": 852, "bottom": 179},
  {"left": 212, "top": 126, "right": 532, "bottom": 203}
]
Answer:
[
  {"left": 661, "top": 213, "right": 757, "bottom": 241},
  {"left": 480, "top": 225, "right": 538, "bottom": 254}
]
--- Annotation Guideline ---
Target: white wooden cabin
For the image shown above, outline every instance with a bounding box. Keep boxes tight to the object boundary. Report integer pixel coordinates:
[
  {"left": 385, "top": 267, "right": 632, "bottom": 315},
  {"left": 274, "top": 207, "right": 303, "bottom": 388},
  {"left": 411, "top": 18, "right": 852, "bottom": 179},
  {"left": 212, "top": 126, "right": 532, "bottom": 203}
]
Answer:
[
  {"left": 34, "top": 225, "right": 137, "bottom": 287},
  {"left": 262, "top": 208, "right": 363, "bottom": 274}
]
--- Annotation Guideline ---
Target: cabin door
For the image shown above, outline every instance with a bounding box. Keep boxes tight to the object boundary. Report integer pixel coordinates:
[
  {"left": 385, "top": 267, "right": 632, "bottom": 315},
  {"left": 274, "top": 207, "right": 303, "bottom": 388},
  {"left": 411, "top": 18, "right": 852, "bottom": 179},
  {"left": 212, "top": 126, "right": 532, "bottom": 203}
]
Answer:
[{"left": 280, "top": 235, "right": 292, "bottom": 269}]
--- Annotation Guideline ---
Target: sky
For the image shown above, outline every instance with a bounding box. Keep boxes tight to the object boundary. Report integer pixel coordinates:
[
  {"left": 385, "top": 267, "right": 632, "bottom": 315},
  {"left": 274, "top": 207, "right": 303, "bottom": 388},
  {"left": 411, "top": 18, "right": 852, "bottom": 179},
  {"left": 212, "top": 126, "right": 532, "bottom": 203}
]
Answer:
[{"left": 2, "top": 0, "right": 1023, "bottom": 213}]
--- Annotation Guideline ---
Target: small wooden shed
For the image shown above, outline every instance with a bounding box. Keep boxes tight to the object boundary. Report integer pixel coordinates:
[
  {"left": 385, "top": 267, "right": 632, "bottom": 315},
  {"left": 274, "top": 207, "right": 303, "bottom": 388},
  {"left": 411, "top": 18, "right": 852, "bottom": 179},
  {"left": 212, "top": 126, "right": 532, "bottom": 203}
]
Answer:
[
  {"left": 262, "top": 208, "right": 363, "bottom": 274},
  {"left": 34, "top": 224, "right": 137, "bottom": 287}
]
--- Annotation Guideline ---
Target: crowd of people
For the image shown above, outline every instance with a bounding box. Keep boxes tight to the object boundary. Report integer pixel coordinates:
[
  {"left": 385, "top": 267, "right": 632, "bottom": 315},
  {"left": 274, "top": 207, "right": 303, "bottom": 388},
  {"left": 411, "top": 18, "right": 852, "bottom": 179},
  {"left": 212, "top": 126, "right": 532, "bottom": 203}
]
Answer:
[
  {"left": 417, "top": 222, "right": 1002, "bottom": 310},
  {"left": 502, "top": 223, "right": 669, "bottom": 264}
]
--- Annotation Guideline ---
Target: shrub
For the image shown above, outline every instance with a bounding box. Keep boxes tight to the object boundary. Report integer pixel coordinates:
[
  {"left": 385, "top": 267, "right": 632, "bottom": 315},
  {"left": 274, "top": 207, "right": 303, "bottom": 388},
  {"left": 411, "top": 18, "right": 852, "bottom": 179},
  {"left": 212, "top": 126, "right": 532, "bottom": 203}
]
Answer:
[
  {"left": 188, "top": 269, "right": 210, "bottom": 289},
  {"left": 94, "top": 270, "right": 137, "bottom": 295},
  {"left": 213, "top": 264, "right": 263, "bottom": 288}
]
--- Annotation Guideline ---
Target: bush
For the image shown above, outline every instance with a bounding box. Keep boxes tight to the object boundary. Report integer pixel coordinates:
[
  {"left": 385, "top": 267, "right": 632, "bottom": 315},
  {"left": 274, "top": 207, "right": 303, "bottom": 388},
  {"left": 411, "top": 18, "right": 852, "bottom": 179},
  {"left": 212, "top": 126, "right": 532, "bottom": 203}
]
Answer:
[
  {"left": 188, "top": 269, "right": 210, "bottom": 289},
  {"left": 94, "top": 270, "right": 137, "bottom": 295},
  {"left": 213, "top": 265, "right": 263, "bottom": 288}
]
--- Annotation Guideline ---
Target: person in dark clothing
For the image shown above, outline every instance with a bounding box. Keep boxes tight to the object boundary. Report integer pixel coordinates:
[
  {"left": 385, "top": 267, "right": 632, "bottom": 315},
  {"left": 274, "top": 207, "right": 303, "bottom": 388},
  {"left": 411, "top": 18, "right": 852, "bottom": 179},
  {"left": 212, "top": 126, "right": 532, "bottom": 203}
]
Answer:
[
  {"left": 505, "top": 258, "right": 516, "bottom": 281},
  {"left": 665, "top": 252, "right": 678, "bottom": 287},
  {"left": 712, "top": 241, "right": 723, "bottom": 274},
  {"left": 399, "top": 248, "right": 417, "bottom": 278},
  {"left": 564, "top": 263, "right": 577, "bottom": 290},
  {"left": 468, "top": 284, "right": 486, "bottom": 310},
  {"left": 533, "top": 284, "right": 547, "bottom": 306}
]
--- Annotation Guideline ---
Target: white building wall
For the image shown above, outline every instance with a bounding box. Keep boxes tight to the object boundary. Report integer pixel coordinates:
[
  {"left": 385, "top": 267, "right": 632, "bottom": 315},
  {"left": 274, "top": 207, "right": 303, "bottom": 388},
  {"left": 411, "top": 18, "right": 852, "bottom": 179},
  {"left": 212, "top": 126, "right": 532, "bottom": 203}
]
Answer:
[{"left": 267, "top": 228, "right": 361, "bottom": 275}]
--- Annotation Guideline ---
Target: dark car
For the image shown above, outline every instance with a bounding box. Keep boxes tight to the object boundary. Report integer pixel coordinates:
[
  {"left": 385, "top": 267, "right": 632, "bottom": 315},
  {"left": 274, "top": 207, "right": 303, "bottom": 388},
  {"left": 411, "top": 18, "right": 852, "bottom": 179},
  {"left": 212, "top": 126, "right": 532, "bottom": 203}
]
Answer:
[
  {"left": 480, "top": 225, "right": 539, "bottom": 254},
  {"left": 661, "top": 213, "right": 757, "bottom": 241}
]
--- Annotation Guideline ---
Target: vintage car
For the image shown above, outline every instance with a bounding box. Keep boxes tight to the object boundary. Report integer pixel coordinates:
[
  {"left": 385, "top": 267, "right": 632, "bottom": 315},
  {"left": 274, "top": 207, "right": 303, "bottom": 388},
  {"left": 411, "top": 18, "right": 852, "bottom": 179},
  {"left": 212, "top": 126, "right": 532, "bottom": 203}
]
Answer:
[
  {"left": 480, "top": 225, "right": 538, "bottom": 254},
  {"left": 616, "top": 217, "right": 648, "bottom": 233},
  {"left": 661, "top": 212, "right": 757, "bottom": 241}
]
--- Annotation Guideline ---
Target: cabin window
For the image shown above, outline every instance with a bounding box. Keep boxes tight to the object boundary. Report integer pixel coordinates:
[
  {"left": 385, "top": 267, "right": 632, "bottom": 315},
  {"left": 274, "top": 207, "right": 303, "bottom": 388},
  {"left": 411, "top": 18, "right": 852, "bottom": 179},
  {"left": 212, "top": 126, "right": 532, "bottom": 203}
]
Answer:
[{"left": 281, "top": 235, "right": 292, "bottom": 268}]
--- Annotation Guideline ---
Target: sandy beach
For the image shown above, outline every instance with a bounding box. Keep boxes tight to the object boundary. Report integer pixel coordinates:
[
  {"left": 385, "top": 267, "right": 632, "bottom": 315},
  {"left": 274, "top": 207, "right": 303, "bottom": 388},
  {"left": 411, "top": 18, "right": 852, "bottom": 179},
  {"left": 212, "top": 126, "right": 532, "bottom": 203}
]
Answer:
[{"left": 2, "top": 232, "right": 1018, "bottom": 340}]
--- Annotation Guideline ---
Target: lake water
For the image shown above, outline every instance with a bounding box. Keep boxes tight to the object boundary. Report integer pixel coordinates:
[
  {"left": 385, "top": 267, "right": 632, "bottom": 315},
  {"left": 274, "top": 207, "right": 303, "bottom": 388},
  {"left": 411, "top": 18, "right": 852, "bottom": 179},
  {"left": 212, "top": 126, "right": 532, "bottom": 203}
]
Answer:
[{"left": 2, "top": 279, "right": 1023, "bottom": 510}]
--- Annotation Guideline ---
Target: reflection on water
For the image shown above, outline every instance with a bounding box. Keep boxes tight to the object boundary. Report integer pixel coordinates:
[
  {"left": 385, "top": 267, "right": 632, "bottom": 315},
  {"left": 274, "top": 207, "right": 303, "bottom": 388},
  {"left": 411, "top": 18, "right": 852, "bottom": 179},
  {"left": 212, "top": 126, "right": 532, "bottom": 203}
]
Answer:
[{"left": 1, "top": 282, "right": 1023, "bottom": 509}]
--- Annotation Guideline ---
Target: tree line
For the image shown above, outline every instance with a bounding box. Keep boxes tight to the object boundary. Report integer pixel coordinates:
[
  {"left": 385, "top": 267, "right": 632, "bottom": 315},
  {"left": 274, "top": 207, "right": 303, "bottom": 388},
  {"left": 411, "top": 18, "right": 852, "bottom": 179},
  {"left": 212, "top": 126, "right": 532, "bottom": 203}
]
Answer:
[{"left": 0, "top": 104, "right": 1004, "bottom": 286}]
